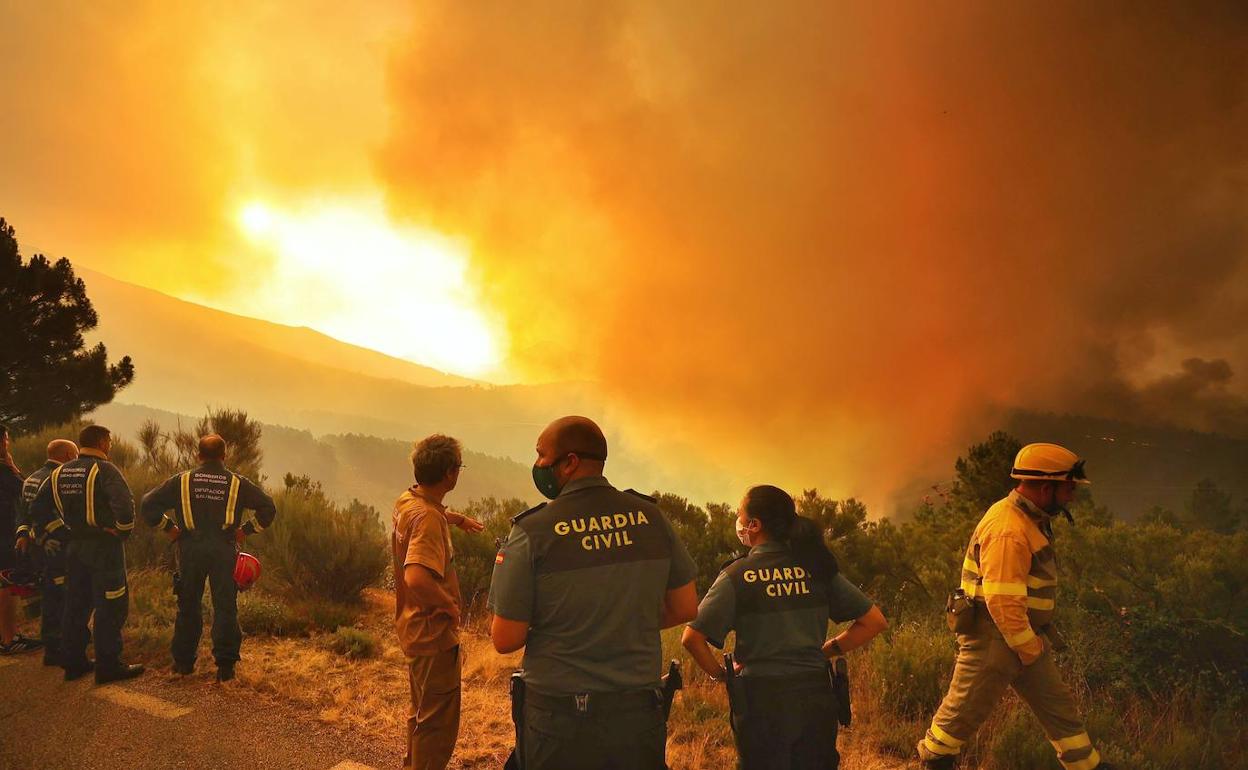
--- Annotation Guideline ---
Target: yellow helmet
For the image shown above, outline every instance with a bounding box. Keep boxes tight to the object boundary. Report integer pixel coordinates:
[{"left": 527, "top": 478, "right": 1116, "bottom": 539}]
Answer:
[{"left": 1010, "top": 443, "right": 1090, "bottom": 484}]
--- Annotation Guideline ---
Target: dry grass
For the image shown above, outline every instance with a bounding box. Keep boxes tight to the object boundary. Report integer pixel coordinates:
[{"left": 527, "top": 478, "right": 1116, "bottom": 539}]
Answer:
[
  {"left": 231, "top": 589, "right": 522, "bottom": 769},
  {"left": 75, "top": 577, "right": 910, "bottom": 769},
  {"left": 222, "top": 590, "right": 909, "bottom": 769}
]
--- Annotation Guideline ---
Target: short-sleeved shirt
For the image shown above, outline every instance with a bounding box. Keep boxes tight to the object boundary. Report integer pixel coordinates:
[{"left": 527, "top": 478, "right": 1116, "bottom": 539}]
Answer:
[
  {"left": 488, "top": 475, "right": 698, "bottom": 695},
  {"left": 392, "top": 487, "right": 460, "bottom": 657},
  {"left": 689, "top": 540, "right": 873, "bottom": 677}
]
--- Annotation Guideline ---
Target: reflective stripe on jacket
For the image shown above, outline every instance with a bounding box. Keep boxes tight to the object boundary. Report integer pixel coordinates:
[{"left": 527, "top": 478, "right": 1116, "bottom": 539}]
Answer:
[
  {"left": 140, "top": 462, "right": 276, "bottom": 536},
  {"left": 960, "top": 491, "right": 1056, "bottom": 659}
]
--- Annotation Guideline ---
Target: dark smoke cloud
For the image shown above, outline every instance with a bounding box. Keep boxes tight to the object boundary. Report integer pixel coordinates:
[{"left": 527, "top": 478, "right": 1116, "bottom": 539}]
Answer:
[{"left": 375, "top": 2, "right": 1248, "bottom": 504}]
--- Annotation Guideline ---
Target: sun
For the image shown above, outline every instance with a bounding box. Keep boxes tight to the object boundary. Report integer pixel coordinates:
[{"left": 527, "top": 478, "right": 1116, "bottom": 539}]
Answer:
[{"left": 234, "top": 197, "right": 505, "bottom": 379}]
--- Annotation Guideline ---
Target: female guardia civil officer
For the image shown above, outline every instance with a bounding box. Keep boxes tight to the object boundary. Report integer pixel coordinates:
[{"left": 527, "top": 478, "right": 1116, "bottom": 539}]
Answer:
[{"left": 682, "top": 485, "right": 888, "bottom": 769}]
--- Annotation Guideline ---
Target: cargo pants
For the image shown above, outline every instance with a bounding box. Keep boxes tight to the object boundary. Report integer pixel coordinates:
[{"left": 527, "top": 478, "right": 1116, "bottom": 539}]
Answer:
[
  {"left": 172, "top": 536, "right": 241, "bottom": 667},
  {"left": 41, "top": 545, "right": 67, "bottom": 659},
  {"left": 918, "top": 612, "right": 1101, "bottom": 770},
  {"left": 732, "top": 673, "right": 839, "bottom": 770},
  {"left": 523, "top": 690, "right": 667, "bottom": 770},
  {"left": 62, "top": 538, "right": 129, "bottom": 669},
  {"left": 406, "top": 644, "right": 462, "bottom": 770}
]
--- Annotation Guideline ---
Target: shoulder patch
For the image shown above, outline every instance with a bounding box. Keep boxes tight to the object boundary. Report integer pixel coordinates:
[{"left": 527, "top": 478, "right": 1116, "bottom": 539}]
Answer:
[
  {"left": 719, "top": 552, "right": 747, "bottom": 572},
  {"left": 510, "top": 502, "right": 547, "bottom": 524},
  {"left": 623, "top": 488, "right": 657, "bottom": 503}
]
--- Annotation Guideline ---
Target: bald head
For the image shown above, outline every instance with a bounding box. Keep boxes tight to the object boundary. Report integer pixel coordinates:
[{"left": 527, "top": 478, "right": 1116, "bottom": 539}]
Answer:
[
  {"left": 47, "top": 440, "right": 78, "bottom": 464},
  {"left": 540, "top": 416, "right": 608, "bottom": 462},
  {"left": 198, "top": 434, "right": 227, "bottom": 462}
]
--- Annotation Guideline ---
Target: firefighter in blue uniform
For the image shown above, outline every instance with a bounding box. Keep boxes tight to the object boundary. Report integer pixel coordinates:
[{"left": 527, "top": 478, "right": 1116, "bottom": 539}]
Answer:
[
  {"left": 140, "top": 434, "right": 276, "bottom": 681},
  {"left": 28, "top": 425, "right": 144, "bottom": 682},
  {"left": 682, "top": 485, "right": 888, "bottom": 770},
  {"left": 15, "top": 439, "right": 79, "bottom": 665}
]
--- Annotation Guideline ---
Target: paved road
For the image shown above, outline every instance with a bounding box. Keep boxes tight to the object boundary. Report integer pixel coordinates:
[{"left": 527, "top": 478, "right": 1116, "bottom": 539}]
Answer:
[{"left": 0, "top": 654, "right": 397, "bottom": 770}]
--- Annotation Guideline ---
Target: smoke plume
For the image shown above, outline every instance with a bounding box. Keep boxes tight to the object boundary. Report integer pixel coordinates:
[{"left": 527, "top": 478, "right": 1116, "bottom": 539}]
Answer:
[{"left": 380, "top": 2, "right": 1248, "bottom": 504}]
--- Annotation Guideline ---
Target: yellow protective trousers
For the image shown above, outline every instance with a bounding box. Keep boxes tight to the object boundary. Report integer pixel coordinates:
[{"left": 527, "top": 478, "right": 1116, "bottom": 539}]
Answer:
[{"left": 918, "top": 615, "right": 1101, "bottom": 770}]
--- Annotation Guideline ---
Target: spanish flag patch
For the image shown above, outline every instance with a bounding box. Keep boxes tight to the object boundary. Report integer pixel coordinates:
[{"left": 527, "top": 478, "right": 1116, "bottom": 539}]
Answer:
[{"left": 495, "top": 551, "right": 505, "bottom": 565}]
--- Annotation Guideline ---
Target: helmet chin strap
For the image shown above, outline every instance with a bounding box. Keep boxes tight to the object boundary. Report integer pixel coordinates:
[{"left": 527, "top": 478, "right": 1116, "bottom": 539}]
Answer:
[{"left": 1043, "top": 484, "right": 1075, "bottom": 524}]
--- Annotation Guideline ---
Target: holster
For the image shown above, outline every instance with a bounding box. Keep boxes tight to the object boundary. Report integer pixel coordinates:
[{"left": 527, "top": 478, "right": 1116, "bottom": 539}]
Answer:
[
  {"left": 660, "top": 659, "right": 682, "bottom": 721},
  {"left": 723, "top": 653, "right": 747, "bottom": 729},
  {"left": 946, "top": 589, "right": 977, "bottom": 634},
  {"left": 504, "top": 670, "right": 525, "bottom": 770},
  {"left": 829, "top": 657, "right": 851, "bottom": 727}
]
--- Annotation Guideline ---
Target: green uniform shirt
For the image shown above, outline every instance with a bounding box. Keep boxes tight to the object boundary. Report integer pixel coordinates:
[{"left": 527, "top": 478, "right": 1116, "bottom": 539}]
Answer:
[
  {"left": 689, "top": 540, "right": 873, "bottom": 677},
  {"left": 488, "top": 475, "right": 697, "bottom": 695}
]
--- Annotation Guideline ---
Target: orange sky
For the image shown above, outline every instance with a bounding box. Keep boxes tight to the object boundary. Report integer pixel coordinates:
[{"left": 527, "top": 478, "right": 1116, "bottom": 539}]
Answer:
[{"left": 2, "top": 2, "right": 1246, "bottom": 505}]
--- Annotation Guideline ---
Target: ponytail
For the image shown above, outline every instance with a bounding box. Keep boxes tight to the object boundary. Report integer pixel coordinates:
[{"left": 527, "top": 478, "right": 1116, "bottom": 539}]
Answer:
[
  {"left": 787, "top": 515, "right": 838, "bottom": 582},
  {"left": 743, "top": 485, "right": 839, "bottom": 583}
]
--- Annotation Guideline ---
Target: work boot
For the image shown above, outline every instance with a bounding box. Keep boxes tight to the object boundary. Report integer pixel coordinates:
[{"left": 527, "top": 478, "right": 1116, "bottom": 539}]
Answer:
[
  {"left": 216, "top": 661, "right": 235, "bottom": 682},
  {"left": 921, "top": 758, "right": 957, "bottom": 770},
  {"left": 171, "top": 661, "right": 194, "bottom": 676},
  {"left": 63, "top": 660, "right": 95, "bottom": 681},
  {"left": 96, "top": 662, "right": 145, "bottom": 684},
  {"left": 42, "top": 648, "right": 60, "bottom": 667}
]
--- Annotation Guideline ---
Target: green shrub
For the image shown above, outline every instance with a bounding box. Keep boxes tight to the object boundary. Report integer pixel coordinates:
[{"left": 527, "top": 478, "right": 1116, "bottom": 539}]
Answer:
[
  {"left": 865, "top": 619, "right": 954, "bottom": 719},
  {"left": 987, "top": 706, "right": 1060, "bottom": 770},
  {"left": 450, "top": 496, "right": 528, "bottom": 608},
  {"left": 237, "top": 591, "right": 307, "bottom": 636},
  {"left": 323, "top": 626, "right": 380, "bottom": 659},
  {"left": 250, "top": 476, "right": 388, "bottom": 605},
  {"left": 301, "top": 599, "right": 361, "bottom": 633}
]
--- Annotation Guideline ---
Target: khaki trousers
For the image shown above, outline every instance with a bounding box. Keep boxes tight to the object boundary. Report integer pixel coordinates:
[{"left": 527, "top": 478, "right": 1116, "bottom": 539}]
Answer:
[
  {"left": 918, "top": 616, "right": 1101, "bottom": 770},
  {"left": 405, "top": 645, "right": 462, "bottom": 770}
]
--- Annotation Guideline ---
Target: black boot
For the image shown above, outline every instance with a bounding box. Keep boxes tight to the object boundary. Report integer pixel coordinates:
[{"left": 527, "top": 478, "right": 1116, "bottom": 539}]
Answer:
[
  {"left": 171, "top": 660, "right": 194, "bottom": 675},
  {"left": 216, "top": 661, "right": 235, "bottom": 682},
  {"left": 96, "top": 662, "right": 145, "bottom": 684},
  {"left": 921, "top": 758, "right": 957, "bottom": 770},
  {"left": 63, "top": 660, "right": 95, "bottom": 681},
  {"left": 43, "top": 647, "right": 61, "bottom": 667}
]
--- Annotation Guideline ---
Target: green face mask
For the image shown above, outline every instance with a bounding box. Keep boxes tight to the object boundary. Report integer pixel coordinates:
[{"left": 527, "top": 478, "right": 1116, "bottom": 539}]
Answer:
[{"left": 532, "top": 459, "right": 564, "bottom": 500}]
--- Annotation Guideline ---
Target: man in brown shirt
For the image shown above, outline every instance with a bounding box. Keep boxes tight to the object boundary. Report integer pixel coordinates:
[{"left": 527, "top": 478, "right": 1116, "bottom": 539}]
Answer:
[{"left": 393, "top": 434, "right": 484, "bottom": 770}]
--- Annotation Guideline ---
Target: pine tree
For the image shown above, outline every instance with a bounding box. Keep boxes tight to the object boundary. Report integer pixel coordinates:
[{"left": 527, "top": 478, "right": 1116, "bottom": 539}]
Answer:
[{"left": 0, "top": 218, "right": 134, "bottom": 433}]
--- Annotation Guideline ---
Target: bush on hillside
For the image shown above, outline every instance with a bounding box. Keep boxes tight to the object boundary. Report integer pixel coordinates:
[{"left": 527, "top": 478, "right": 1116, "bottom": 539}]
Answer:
[
  {"left": 450, "top": 496, "right": 528, "bottom": 618},
  {"left": 322, "top": 626, "right": 380, "bottom": 659},
  {"left": 237, "top": 591, "right": 309, "bottom": 636},
  {"left": 250, "top": 474, "right": 387, "bottom": 605}
]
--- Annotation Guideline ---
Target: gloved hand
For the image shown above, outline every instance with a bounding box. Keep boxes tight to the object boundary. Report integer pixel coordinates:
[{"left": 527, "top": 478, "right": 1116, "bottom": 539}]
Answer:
[
  {"left": 166, "top": 525, "right": 182, "bottom": 542},
  {"left": 234, "top": 528, "right": 246, "bottom": 545},
  {"left": 15, "top": 535, "right": 32, "bottom": 554}
]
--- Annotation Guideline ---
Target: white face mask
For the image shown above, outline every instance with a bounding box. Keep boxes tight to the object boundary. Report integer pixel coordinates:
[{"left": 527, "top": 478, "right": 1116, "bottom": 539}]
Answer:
[{"left": 735, "top": 517, "right": 754, "bottom": 547}]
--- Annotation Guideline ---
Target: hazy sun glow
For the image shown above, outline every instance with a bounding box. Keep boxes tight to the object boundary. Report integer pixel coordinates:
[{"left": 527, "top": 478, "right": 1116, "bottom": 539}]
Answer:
[{"left": 235, "top": 197, "right": 504, "bottom": 379}]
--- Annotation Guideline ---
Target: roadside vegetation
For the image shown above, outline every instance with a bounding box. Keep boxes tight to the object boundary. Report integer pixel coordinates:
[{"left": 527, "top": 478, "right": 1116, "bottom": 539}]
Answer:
[{"left": 11, "top": 416, "right": 1246, "bottom": 769}]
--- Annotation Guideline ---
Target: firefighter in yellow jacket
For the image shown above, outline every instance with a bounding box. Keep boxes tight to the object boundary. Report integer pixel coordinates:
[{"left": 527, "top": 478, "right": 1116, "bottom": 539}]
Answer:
[{"left": 917, "top": 443, "right": 1114, "bottom": 770}]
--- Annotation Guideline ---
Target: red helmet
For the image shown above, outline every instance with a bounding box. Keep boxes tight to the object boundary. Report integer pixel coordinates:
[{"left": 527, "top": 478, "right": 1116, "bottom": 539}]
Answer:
[
  {"left": 0, "top": 568, "right": 38, "bottom": 598},
  {"left": 233, "top": 552, "right": 261, "bottom": 591}
]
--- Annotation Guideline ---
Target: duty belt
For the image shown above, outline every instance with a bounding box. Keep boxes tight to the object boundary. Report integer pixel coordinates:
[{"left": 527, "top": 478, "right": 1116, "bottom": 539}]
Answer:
[
  {"left": 743, "top": 670, "right": 834, "bottom": 695},
  {"left": 526, "top": 687, "right": 662, "bottom": 715}
]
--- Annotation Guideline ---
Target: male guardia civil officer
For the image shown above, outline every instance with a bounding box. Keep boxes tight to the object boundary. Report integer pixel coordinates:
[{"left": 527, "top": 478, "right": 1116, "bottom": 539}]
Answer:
[{"left": 488, "top": 416, "right": 699, "bottom": 770}]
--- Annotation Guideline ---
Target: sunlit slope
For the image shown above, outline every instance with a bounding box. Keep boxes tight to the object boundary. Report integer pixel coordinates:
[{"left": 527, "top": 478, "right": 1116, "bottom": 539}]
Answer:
[
  {"left": 80, "top": 267, "right": 478, "bottom": 388},
  {"left": 79, "top": 268, "right": 600, "bottom": 462}
]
